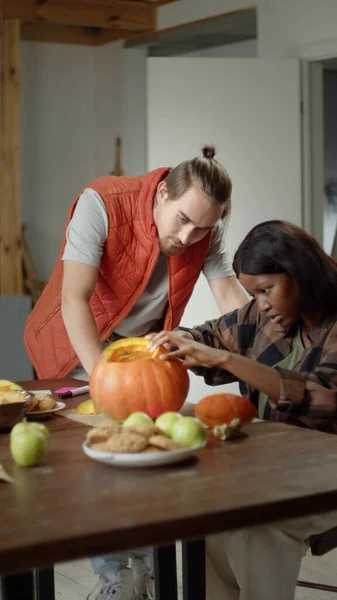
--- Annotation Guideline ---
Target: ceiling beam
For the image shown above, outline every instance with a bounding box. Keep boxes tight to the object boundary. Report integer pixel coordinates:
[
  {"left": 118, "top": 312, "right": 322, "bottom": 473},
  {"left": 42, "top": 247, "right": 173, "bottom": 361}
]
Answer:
[
  {"left": 94, "top": 27, "right": 140, "bottom": 44},
  {"left": 0, "top": 20, "right": 23, "bottom": 295},
  {"left": 21, "top": 23, "right": 99, "bottom": 45},
  {"left": 4, "top": 1, "right": 156, "bottom": 32},
  {"left": 21, "top": 22, "right": 138, "bottom": 45},
  {"left": 152, "top": 0, "right": 179, "bottom": 5},
  {"left": 125, "top": 7, "right": 256, "bottom": 48}
]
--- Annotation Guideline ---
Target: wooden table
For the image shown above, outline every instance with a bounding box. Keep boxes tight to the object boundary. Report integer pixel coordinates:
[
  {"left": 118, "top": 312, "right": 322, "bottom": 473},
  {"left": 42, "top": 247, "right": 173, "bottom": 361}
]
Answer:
[{"left": 2, "top": 378, "right": 337, "bottom": 600}]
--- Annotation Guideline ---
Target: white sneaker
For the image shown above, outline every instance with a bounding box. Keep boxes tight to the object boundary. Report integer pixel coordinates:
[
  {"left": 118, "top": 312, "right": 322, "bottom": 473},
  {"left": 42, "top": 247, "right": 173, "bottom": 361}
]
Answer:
[
  {"left": 131, "top": 557, "right": 155, "bottom": 600},
  {"left": 87, "top": 567, "right": 136, "bottom": 600}
]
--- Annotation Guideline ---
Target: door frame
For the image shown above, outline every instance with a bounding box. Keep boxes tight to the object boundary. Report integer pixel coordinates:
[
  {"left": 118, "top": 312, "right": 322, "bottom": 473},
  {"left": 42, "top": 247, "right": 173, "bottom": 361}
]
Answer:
[{"left": 300, "top": 38, "right": 337, "bottom": 244}]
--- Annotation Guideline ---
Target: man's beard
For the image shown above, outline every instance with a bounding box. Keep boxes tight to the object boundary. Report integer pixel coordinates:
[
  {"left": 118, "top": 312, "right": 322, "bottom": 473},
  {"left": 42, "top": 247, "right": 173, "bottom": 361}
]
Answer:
[{"left": 158, "top": 237, "right": 185, "bottom": 256}]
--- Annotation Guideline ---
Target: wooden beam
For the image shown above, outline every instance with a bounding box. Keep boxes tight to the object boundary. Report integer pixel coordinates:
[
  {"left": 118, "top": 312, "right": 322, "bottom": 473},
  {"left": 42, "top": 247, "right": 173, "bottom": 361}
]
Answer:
[
  {"left": 4, "top": 1, "right": 156, "bottom": 32},
  {"left": 125, "top": 6, "right": 256, "bottom": 47},
  {"left": 43, "top": 0, "right": 151, "bottom": 6},
  {"left": 93, "top": 27, "right": 145, "bottom": 44},
  {"left": 21, "top": 23, "right": 98, "bottom": 45},
  {"left": 21, "top": 22, "right": 142, "bottom": 45},
  {"left": 5, "top": 0, "right": 153, "bottom": 11},
  {"left": 152, "top": 0, "right": 179, "bottom": 6},
  {"left": 0, "top": 19, "right": 23, "bottom": 295}
]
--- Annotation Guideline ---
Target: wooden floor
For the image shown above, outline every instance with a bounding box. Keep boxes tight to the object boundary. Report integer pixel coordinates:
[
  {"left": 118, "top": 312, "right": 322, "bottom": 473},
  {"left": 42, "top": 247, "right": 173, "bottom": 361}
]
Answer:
[{"left": 52, "top": 546, "right": 337, "bottom": 600}]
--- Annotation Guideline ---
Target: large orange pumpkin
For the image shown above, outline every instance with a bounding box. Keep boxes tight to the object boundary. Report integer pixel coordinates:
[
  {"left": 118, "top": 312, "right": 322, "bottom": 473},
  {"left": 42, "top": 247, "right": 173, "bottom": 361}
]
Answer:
[
  {"left": 195, "top": 392, "right": 257, "bottom": 428},
  {"left": 89, "top": 337, "right": 190, "bottom": 420}
]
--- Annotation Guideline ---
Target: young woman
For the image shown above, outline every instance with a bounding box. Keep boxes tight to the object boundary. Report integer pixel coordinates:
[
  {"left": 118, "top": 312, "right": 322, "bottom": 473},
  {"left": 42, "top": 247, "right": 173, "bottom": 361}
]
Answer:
[{"left": 148, "top": 220, "right": 337, "bottom": 600}]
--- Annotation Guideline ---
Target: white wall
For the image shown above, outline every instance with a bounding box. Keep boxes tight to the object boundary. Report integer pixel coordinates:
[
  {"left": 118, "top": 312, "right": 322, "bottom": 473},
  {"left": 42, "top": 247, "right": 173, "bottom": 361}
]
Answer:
[
  {"left": 159, "top": 0, "right": 337, "bottom": 59},
  {"left": 122, "top": 46, "right": 147, "bottom": 177},
  {"left": 258, "top": 0, "right": 337, "bottom": 58},
  {"left": 126, "top": 0, "right": 337, "bottom": 178},
  {"left": 21, "top": 41, "right": 94, "bottom": 282},
  {"left": 178, "top": 39, "right": 257, "bottom": 58},
  {"left": 147, "top": 57, "right": 301, "bottom": 402},
  {"left": 18, "top": 0, "right": 337, "bottom": 282},
  {"left": 122, "top": 39, "right": 257, "bottom": 177},
  {"left": 21, "top": 40, "right": 122, "bottom": 282},
  {"left": 94, "top": 42, "right": 123, "bottom": 178}
]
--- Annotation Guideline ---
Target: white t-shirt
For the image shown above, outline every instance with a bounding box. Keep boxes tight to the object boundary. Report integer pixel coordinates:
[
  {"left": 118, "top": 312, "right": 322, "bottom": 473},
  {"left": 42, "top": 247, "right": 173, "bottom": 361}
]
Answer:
[{"left": 62, "top": 188, "right": 234, "bottom": 338}]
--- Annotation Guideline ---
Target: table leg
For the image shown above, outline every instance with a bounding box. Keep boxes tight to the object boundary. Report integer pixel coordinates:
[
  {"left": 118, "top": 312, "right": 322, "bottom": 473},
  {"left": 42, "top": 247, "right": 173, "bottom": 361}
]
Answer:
[
  {"left": 182, "top": 539, "right": 206, "bottom": 600},
  {"left": 154, "top": 544, "right": 178, "bottom": 600},
  {"left": 0, "top": 572, "right": 34, "bottom": 600},
  {"left": 35, "top": 567, "right": 55, "bottom": 599}
]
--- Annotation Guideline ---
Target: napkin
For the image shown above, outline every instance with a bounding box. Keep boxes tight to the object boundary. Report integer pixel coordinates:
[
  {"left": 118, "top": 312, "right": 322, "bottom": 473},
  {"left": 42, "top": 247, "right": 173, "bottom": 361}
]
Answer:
[{"left": 0, "top": 464, "right": 13, "bottom": 483}]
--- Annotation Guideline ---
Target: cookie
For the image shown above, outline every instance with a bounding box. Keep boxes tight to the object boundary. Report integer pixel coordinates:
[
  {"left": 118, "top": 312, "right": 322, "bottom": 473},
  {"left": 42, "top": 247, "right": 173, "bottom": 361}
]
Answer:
[
  {"left": 86, "top": 428, "right": 111, "bottom": 444},
  {"left": 29, "top": 394, "right": 56, "bottom": 411},
  {"left": 141, "top": 446, "right": 163, "bottom": 454},
  {"left": 36, "top": 395, "right": 56, "bottom": 411},
  {"left": 104, "top": 432, "right": 148, "bottom": 453},
  {"left": 124, "top": 423, "right": 162, "bottom": 438},
  {"left": 148, "top": 435, "right": 182, "bottom": 451},
  {"left": 27, "top": 396, "right": 39, "bottom": 412},
  {"left": 90, "top": 442, "right": 111, "bottom": 452},
  {"left": 96, "top": 420, "right": 121, "bottom": 434}
]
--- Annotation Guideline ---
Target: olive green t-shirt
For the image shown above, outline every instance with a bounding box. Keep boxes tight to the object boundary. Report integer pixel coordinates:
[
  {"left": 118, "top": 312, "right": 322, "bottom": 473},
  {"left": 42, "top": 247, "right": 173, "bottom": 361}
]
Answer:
[{"left": 257, "top": 327, "right": 304, "bottom": 418}]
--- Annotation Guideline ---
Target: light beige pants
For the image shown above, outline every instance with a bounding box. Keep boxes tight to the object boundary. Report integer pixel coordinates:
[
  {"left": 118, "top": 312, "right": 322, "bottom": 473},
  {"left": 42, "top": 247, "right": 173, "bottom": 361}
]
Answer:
[{"left": 206, "top": 510, "right": 337, "bottom": 600}]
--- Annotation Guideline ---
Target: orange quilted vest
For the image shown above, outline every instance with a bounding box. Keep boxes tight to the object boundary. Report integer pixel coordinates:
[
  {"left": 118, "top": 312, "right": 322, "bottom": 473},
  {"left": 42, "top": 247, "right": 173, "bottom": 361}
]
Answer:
[{"left": 24, "top": 168, "right": 212, "bottom": 379}]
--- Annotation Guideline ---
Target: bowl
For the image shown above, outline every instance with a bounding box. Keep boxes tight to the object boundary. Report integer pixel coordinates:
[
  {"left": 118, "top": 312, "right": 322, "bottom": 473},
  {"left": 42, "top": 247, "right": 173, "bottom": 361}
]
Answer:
[{"left": 0, "top": 391, "right": 32, "bottom": 432}]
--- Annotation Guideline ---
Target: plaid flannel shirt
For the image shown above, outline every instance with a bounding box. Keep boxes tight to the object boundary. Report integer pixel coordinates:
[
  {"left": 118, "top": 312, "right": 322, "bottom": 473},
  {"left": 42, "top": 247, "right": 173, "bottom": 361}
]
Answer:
[{"left": 182, "top": 300, "right": 337, "bottom": 434}]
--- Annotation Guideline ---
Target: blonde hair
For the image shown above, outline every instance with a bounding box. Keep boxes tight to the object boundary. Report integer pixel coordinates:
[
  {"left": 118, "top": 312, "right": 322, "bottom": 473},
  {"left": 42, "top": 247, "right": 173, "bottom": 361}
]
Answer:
[{"left": 164, "top": 144, "right": 232, "bottom": 219}]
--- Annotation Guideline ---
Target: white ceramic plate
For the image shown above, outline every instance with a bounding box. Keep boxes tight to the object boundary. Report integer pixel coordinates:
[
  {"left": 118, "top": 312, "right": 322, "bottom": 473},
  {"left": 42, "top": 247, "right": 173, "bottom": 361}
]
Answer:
[
  {"left": 26, "top": 401, "right": 66, "bottom": 419},
  {"left": 82, "top": 440, "right": 206, "bottom": 468}
]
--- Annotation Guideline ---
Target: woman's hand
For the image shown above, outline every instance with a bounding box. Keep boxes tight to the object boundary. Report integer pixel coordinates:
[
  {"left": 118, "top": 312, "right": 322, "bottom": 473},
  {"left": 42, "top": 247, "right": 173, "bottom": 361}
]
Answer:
[
  {"left": 146, "top": 330, "right": 229, "bottom": 369},
  {"left": 145, "top": 329, "right": 194, "bottom": 352}
]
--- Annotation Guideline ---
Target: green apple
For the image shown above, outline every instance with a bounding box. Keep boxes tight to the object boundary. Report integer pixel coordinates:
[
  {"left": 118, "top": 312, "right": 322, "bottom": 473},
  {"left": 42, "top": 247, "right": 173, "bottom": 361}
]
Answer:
[
  {"left": 11, "top": 421, "right": 50, "bottom": 441},
  {"left": 155, "top": 412, "right": 182, "bottom": 438},
  {"left": 10, "top": 426, "right": 48, "bottom": 467},
  {"left": 123, "top": 412, "right": 153, "bottom": 427},
  {"left": 171, "top": 416, "right": 206, "bottom": 448}
]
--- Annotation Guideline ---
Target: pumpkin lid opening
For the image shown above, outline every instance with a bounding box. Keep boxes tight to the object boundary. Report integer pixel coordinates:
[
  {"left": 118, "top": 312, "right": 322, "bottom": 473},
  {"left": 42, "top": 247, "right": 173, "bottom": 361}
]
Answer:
[{"left": 102, "top": 337, "right": 163, "bottom": 363}]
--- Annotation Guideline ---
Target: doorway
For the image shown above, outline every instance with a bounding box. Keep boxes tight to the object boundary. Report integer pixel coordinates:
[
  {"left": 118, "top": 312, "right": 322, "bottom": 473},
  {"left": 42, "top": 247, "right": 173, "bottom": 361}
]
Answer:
[
  {"left": 322, "top": 58, "right": 337, "bottom": 258},
  {"left": 301, "top": 42, "right": 337, "bottom": 256}
]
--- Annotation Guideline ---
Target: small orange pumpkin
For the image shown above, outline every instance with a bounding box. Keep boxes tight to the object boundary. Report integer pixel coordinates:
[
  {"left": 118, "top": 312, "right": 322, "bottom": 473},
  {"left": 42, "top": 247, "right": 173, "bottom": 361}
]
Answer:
[
  {"left": 89, "top": 337, "right": 190, "bottom": 420},
  {"left": 195, "top": 392, "right": 257, "bottom": 428}
]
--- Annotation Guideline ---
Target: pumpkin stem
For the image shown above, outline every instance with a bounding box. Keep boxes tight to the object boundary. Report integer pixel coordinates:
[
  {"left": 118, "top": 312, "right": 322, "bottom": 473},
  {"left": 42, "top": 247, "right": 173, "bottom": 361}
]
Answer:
[{"left": 213, "top": 418, "right": 243, "bottom": 441}]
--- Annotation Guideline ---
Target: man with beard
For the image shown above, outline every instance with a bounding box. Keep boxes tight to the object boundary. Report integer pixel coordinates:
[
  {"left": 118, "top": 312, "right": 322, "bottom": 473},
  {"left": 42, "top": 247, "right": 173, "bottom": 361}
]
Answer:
[{"left": 25, "top": 144, "right": 246, "bottom": 383}]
